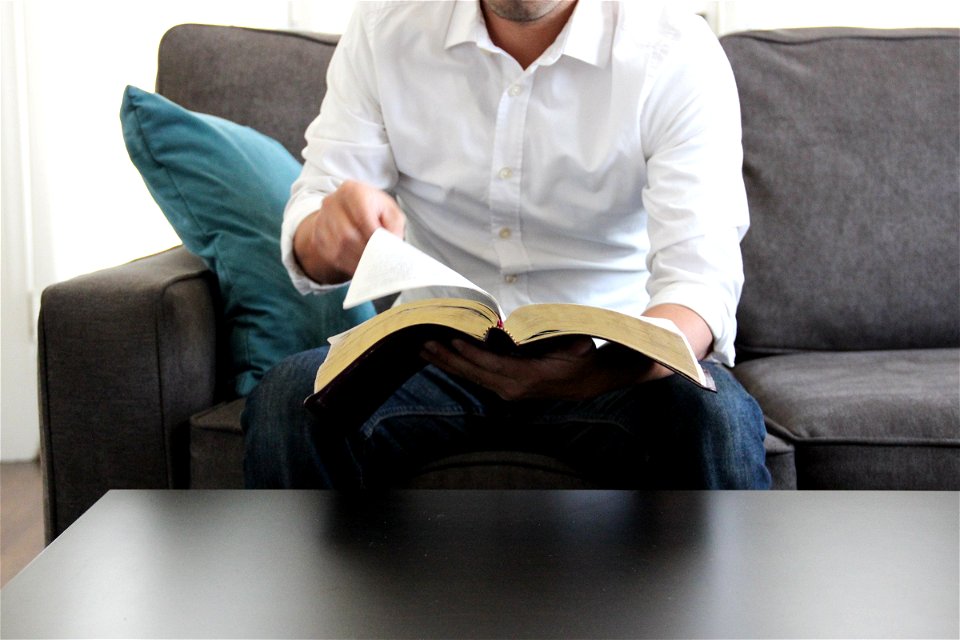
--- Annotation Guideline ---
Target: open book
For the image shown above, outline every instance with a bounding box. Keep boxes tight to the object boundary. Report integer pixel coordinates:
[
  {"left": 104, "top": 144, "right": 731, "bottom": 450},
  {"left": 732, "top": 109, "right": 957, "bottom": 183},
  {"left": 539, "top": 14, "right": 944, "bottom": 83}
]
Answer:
[{"left": 304, "top": 229, "right": 714, "bottom": 422}]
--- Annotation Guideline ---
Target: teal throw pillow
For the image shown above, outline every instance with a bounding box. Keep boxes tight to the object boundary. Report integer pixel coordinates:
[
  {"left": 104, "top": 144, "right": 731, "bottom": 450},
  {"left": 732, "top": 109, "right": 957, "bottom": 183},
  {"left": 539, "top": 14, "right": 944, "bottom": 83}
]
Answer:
[{"left": 120, "top": 85, "right": 374, "bottom": 396}]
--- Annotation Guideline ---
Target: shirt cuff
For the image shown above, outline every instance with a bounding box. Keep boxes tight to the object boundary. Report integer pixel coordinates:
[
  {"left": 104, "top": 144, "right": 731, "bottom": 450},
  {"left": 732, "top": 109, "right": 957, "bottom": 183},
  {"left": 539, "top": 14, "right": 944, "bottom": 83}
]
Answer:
[
  {"left": 646, "top": 284, "right": 738, "bottom": 367},
  {"left": 280, "top": 193, "right": 347, "bottom": 295}
]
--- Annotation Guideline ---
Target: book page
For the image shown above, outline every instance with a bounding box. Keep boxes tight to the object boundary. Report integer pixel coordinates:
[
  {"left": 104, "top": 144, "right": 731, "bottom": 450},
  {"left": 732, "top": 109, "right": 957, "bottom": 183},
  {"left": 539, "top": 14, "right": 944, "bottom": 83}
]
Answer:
[
  {"left": 504, "top": 303, "right": 711, "bottom": 389},
  {"left": 342, "top": 229, "right": 500, "bottom": 314}
]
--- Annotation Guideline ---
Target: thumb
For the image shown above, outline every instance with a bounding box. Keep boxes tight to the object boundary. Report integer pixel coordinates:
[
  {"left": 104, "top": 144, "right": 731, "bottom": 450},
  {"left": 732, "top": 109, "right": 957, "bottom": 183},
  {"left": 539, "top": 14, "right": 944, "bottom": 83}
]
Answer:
[{"left": 379, "top": 202, "right": 406, "bottom": 238}]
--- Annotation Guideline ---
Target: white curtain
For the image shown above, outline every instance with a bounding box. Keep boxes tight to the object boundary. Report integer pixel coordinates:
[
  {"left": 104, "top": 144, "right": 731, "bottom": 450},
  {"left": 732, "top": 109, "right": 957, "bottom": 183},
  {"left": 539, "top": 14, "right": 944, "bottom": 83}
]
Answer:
[{"left": 2, "top": 0, "right": 41, "bottom": 461}]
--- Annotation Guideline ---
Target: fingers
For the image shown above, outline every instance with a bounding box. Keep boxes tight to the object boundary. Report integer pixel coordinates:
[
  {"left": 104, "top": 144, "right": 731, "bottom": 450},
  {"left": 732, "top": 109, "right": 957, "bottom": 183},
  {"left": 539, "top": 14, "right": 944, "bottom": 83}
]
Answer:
[
  {"left": 546, "top": 335, "right": 596, "bottom": 357},
  {"left": 420, "top": 338, "right": 599, "bottom": 402},
  {"left": 341, "top": 180, "right": 406, "bottom": 239},
  {"left": 376, "top": 196, "right": 406, "bottom": 238},
  {"left": 420, "top": 340, "right": 498, "bottom": 391},
  {"left": 295, "top": 181, "right": 405, "bottom": 283},
  {"left": 447, "top": 339, "right": 507, "bottom": 374},
  {"left": 420, "top": 339, "right": 486, "bottom": 378}
]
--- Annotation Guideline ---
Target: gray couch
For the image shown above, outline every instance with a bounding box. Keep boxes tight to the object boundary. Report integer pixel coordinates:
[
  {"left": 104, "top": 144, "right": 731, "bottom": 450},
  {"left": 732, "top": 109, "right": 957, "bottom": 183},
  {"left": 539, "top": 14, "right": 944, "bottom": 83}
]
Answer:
[{"left": 38, "top": 24, "right": 959, "bottom": 542}]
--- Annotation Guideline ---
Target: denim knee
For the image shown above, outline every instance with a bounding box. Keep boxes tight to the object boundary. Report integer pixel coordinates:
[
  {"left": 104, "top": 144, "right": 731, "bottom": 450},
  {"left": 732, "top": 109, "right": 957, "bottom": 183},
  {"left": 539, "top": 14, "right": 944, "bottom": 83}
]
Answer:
[
  {"left": 242, "top": 347, "right": 333, "bottom": 488},
  {"left": 693, "top": 364, "right": 770, "bottom": 489}
]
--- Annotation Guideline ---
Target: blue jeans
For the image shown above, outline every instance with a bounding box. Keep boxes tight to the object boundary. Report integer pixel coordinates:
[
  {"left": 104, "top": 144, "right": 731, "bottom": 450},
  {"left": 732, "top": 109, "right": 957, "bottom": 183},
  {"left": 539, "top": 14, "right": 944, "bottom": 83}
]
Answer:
[{"left": 242, "top": 346, "right": 771, "bottom": 489}]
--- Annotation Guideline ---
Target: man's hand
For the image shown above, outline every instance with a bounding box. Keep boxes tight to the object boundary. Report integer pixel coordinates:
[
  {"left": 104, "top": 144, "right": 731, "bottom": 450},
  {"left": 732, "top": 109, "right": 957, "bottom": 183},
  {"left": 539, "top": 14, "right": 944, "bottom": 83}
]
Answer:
[
  {"left": 293, "top": 180, "right": 406, "bottom": 284},
  {"left": 420, "top": 304, "right": 713, "bottom": 402},
  {"left": 420, "top": 335, "right": 668, "bottom": 402}
]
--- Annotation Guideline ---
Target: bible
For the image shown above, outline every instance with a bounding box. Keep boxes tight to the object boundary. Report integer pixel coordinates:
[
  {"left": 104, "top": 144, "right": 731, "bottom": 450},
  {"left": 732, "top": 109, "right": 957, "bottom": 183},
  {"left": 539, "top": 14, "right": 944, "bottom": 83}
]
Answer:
[{"left": 304, "top": 229, "right": 715, "bottom": 422}]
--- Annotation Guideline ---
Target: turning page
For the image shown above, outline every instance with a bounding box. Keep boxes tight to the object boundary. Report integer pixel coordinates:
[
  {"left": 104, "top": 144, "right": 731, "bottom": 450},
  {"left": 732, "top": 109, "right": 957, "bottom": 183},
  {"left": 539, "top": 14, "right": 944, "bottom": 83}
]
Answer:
[{"left": 342, "top": 229, "right": 501, "bottom": 314}]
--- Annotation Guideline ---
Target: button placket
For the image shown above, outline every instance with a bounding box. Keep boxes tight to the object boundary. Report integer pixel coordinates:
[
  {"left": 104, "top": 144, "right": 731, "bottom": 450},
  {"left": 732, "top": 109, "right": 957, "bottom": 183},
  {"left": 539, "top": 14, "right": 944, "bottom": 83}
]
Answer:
[{"left": 489, "top": 73, "right": 533, "bottom": 300}]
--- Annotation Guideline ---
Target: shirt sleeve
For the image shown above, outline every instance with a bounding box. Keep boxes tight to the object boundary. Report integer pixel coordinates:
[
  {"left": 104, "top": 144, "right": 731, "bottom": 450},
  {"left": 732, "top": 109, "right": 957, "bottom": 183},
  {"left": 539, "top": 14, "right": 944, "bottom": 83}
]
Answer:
[
  {"left": 639, "top": 16, "right": 749, "bottom": 366},
  {"left": 281, "top": 4, "right": 400, "bottom": 294}
]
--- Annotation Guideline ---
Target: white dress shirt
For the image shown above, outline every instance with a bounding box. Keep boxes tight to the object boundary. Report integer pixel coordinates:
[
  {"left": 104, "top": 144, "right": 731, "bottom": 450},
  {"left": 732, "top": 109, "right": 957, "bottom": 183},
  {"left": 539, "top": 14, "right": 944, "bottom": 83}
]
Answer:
[{"left": 282, "top": 0, "right": 749, "bottom": 365}]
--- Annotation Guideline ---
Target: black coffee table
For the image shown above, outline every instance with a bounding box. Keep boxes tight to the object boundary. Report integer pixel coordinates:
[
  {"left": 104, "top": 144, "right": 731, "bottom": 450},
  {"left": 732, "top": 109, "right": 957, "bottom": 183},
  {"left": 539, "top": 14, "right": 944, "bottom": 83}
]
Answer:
[{"left": 2, "top": 490, "right": 957, "bottom": 638}]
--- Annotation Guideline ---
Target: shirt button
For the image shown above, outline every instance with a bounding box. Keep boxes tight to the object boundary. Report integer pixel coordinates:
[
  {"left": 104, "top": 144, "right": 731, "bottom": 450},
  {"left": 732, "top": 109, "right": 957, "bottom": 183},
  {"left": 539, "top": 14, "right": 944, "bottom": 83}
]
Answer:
[
  {"left": 504, "top": 274, "right": 519, "bottom": 285},
  {"left": 498, "top": 167, "right": 514, "bottom": 180},
  {"left": 508, "top": 84, "right": 522, "bottom": 97},
  {"left": 498, "top": 227, "right": 512, "bottom": 239}
]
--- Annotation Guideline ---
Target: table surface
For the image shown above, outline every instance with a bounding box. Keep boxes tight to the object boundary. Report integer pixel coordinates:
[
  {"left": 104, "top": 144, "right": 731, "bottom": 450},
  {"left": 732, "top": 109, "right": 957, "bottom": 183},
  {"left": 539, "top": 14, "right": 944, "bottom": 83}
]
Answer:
[{"left": 2, "top": 490, "right": 957, "bottom": 639}]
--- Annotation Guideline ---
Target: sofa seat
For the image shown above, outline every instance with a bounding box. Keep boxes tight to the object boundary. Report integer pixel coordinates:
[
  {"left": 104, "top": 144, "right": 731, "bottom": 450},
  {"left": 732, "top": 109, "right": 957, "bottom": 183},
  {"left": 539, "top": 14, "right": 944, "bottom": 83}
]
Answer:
[{"left": 733, "top": 349, "right": 960, "bottom": 489}]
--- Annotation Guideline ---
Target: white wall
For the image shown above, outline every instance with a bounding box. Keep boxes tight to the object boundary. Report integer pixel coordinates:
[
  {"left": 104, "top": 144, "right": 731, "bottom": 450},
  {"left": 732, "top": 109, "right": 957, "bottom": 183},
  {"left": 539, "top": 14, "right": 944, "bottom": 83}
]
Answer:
[
  {"left": 705, "top": 0, "right": 960, "bottom": 34},
  {"left": 288, "top": 0, "right": 356, "bottom": 34}
]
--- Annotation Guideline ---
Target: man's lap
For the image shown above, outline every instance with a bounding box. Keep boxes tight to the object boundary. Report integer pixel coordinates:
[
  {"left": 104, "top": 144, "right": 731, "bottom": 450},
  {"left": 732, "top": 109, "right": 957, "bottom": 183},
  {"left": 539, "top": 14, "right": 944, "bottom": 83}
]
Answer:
[{"left": 243, "top": 346, "right": 771, "bottom": 489}]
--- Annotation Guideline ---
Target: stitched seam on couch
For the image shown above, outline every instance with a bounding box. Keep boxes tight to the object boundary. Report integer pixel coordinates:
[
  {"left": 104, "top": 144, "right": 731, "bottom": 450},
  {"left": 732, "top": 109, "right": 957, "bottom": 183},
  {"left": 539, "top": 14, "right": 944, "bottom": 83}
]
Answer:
[
  {"left": 724, "top": 30, "right": 958, "bottom": 47},
  {"left": 761, "top": 416, "right": 960, "bottom": 446}
]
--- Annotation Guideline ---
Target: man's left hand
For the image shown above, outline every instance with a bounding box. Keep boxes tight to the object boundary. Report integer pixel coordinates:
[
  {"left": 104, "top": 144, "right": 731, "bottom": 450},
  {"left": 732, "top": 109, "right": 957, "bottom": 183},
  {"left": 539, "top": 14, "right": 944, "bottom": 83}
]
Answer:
[{"left": 420, "top": 335, "right": 670, "bottom": 401}]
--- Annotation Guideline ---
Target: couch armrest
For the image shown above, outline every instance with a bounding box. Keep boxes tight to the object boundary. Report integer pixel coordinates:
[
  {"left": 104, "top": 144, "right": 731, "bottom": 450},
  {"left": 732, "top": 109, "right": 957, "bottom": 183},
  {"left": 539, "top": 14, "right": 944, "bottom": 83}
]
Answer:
[{"left": 38, "top": 246, "right": 220, "bottom": 541}]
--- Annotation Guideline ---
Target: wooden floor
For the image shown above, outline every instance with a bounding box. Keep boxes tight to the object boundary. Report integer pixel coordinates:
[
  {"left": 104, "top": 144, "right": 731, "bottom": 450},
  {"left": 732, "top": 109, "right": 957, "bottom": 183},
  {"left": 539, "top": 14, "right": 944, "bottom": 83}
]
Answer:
[{"left": 1, "top": 460, "right": 45, "bottom": 588}]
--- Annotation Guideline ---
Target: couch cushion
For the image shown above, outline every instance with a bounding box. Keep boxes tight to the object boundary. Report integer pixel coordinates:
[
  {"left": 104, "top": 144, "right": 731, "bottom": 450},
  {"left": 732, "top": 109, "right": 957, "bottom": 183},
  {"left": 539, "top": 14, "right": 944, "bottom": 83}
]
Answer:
[
  {"left": 733, "top": 349, "right": 960, "bottom": 489},
  {"left": 121, "top": 86, "right": 375, "bottom": 396},
  {"left": 763, "top": 432, "right": 796, "bottom": 490},
  {"left": 722, "top": 28, "right": 960, "bottom": 356},
  {"left": 190, "top": 399, "right": 246, "bottom": 489}
]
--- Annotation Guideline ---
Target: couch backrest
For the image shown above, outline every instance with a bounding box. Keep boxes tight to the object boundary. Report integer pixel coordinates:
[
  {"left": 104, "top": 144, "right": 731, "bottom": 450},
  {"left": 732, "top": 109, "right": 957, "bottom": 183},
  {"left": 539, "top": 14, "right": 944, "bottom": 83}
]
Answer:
[
  {"left": 158, "top": 25, "right": 959, "bottom": 355},
  {"left": 722, "top": 28, "right": 959, "bottom": 358},
  {"left": 157, "top": 24, "right": 339, "bottom": 159}
]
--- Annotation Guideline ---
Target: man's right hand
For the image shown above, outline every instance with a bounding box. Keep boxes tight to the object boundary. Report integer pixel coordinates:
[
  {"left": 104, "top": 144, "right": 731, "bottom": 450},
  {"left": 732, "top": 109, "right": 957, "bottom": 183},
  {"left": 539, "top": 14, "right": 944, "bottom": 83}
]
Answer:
[{"left": 293, "top": 180, "right": 406, "bottom": 285}]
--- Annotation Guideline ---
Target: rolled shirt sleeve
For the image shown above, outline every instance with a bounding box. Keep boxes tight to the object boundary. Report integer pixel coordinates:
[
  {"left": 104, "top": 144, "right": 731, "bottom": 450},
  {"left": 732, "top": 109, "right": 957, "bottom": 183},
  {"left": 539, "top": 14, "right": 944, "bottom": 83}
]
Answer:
[
  {"left": 640, "top": 16, "right": 749, "bottom": 366},
  {"left": 281, "top": 6, "right": 399, "bottom": 294}
]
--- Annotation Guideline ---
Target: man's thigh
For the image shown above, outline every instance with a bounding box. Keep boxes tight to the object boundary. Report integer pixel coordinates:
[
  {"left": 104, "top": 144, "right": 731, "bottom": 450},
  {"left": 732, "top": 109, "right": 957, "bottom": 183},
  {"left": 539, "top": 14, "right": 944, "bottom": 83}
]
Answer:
[
  {"left": 502, "top": 363, "right": 770, "bottom": 488},
  {"left": 357, "top": 363, "right": 769, "bottom": 489}
]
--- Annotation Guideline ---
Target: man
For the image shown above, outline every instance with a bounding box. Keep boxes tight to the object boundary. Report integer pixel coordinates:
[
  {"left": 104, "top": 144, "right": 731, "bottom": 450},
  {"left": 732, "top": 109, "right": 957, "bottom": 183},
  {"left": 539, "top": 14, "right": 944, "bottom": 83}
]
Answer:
[{"left": 243, "top": 0, "right": 772, "bottom": 489}]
